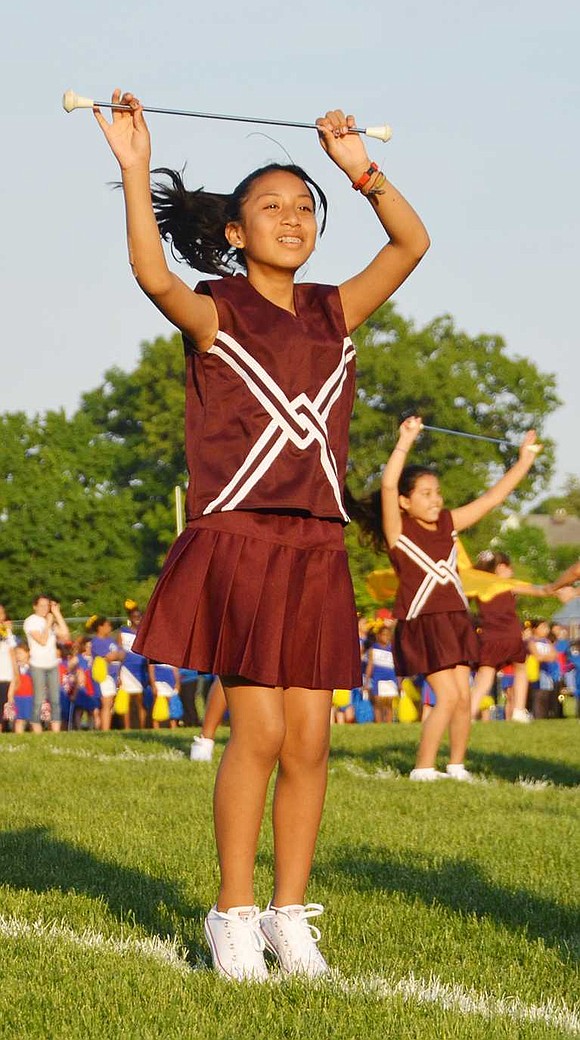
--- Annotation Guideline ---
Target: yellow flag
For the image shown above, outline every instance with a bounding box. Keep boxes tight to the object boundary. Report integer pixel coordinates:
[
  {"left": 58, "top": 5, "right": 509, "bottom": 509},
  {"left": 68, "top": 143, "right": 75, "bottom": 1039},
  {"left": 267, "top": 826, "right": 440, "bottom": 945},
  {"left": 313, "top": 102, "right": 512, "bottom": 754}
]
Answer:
[{"left": 366, "top": 539, "right": 533, "bottom": 604}]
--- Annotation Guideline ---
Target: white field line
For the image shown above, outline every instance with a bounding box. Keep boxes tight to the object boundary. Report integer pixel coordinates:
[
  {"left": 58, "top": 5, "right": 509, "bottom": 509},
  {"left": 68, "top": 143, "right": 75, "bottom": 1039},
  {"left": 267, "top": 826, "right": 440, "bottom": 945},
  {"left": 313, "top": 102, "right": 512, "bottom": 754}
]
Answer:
[
  {"left": 0, "top": 914, "right": 190, "bottom": 973},
  {"left": 331, "top": 760, "right": 576, "bottom": 792},
  {"left": 1, "top": 914, "right": 578, "bottom": 1033},
  {"left": 46, "top": 744, "right": 185, "bottom": 764},
  {"left": 334, "top": 972, "right": 580, "bottom": 1035}
]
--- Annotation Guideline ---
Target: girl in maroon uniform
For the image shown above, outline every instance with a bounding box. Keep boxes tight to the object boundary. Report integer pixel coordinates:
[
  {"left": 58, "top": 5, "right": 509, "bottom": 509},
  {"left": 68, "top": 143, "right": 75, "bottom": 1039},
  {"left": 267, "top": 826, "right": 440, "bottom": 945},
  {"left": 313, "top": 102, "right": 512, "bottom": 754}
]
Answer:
[
  {"left": 353, "top": 417, "right": 540, "bottom": 782},
  {"left": 470, "top": 552, "right": 547, "bottom": 722},
  {"left": 94, "top": 90, "right": 429, "bottom": 979}
]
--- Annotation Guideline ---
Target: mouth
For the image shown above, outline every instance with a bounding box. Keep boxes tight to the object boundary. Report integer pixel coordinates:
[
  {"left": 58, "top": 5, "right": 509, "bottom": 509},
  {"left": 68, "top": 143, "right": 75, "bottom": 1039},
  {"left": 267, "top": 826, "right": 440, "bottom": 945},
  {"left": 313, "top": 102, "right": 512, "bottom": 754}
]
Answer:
[{"left": 277, "top": 235, "right": 303, "bottom": 245}]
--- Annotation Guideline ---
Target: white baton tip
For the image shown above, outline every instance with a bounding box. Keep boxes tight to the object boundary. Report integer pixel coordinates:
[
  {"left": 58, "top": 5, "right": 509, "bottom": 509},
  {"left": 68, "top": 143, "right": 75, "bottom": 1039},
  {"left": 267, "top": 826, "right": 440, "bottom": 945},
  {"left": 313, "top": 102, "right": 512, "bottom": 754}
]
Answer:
[
  {"left": 365, "top": 124, "right": 393, "bottom": 143},
  {"left": 62, "top": 90, "right": 95, "bottom": 112},
  {"left": 526, "top": 444, "right": 542, "bottom": 454}
]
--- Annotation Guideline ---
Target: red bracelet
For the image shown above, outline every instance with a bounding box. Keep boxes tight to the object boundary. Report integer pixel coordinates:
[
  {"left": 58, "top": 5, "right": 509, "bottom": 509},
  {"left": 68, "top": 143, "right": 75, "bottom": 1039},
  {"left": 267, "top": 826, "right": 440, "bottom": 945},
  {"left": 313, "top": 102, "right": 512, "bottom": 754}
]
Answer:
[{"left": 352, "top": 162, "right": 379, "bottom": 191}]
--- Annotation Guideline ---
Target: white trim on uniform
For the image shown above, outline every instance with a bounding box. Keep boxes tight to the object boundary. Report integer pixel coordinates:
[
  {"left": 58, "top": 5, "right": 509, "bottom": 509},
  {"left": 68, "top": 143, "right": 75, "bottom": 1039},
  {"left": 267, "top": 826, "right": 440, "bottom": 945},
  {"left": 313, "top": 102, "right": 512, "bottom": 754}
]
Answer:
[
  {"left": 203, "top": 332, "right": 355, "bottom": 521},
  {"left": 394, "top": 533, "right": 469, "bottom": 620}
]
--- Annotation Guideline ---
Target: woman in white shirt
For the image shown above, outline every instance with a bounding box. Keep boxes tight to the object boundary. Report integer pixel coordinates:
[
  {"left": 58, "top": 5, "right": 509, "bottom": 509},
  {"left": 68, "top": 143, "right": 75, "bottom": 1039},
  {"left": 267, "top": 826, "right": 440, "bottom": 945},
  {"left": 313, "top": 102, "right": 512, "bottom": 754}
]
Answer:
[{"left": 23, "top": 595, "right": 70, "bottom": 733}]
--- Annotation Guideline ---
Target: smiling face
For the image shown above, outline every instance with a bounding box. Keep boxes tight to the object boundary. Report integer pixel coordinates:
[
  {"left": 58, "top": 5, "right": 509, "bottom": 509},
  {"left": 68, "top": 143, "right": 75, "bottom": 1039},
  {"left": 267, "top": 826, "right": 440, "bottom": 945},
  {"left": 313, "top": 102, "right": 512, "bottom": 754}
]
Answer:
[
  {"left": 399, "top": 474, "right": 444, "bottom": 525},
  {"left": 225, "top": 170, "right": 318, "bottom": 274}
]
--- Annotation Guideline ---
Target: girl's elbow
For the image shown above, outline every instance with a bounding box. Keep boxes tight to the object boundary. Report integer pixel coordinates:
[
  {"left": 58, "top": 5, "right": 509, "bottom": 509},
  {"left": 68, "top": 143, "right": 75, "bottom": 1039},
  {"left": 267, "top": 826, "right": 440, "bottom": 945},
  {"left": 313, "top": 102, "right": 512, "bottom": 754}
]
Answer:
[{"left": 414, "top": 230, "right": 431, "bottom": 261}]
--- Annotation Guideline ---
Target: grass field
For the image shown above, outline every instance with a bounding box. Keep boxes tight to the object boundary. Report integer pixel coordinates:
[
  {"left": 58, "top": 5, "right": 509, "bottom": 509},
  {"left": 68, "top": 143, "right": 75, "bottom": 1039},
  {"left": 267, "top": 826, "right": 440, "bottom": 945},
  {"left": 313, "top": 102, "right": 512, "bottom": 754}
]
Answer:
[{"left": 0, "top": 719, "right": 578, "bottom": 1039}]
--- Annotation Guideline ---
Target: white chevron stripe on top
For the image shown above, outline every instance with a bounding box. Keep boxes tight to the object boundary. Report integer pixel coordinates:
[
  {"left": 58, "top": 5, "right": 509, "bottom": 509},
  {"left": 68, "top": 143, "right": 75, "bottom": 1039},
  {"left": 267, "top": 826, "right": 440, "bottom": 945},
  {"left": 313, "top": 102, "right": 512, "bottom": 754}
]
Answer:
[
  {"left": 395, "top": 533, "right": 469, "bottom": 619},
  {"left": 202, "top": 332, "right": 355, "bottom": 519}
]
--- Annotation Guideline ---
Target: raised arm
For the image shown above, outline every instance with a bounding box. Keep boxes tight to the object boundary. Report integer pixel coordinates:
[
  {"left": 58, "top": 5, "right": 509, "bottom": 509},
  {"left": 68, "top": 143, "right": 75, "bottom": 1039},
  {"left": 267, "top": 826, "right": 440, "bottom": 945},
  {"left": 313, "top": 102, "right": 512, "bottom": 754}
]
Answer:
[
  {"left": 380, "top": 417, "right": 423, "bottom": 548},
  {"left": 316, "top": 110, "right": 430, "bottom": 334},
  {"left": 544, "top": 560, "right": 580, "bottom": 595},
  {"left": 93, "top": 90, "right": 218, "bottom": 350},
  {"left": 451, "top": 431, "right": 541, "bottom": 533}
]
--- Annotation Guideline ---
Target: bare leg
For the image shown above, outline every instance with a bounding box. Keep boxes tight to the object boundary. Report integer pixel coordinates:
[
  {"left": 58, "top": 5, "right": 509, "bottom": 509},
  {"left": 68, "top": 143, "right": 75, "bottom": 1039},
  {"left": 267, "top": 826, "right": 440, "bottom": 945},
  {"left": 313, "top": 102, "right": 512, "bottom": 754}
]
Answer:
[
  {"left": 470, "top": 665, "right": 496, "bottom": 720},
  {"left": 447, "top": 666, "right": 472, "bottom": 765},
  {"left": 100, "top": 698, "right": 113, "bottom": 731},
  {"left": 512, "top": 662, "right": 529, "bottom": 713},
  {"left": 214, "top": 681, "right": 285, "bottom": 910},
  {"left": 272, "top": 687, "right": 332, "bottom": 907},
  {"left": 201, "top": 679, "right": 227, "bottom": 739},
  {"left": 415, "top": 668, "right": 462, "bottom": 769}
]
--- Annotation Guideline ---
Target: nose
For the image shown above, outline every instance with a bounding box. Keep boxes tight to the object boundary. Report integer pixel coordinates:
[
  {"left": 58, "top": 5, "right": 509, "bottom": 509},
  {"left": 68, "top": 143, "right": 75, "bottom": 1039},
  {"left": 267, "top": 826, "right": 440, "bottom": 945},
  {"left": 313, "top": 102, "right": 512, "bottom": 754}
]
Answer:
[{"left": 281, "top": 206, "right": 300, "bottom": 226}]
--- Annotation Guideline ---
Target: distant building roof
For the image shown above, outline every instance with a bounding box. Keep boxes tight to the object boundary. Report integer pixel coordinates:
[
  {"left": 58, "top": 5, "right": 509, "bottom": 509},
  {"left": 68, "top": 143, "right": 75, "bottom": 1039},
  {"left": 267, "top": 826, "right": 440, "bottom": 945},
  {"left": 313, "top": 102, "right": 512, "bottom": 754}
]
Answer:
[{"left": 525, "top": 511, "right": 580, "bottom": 547}]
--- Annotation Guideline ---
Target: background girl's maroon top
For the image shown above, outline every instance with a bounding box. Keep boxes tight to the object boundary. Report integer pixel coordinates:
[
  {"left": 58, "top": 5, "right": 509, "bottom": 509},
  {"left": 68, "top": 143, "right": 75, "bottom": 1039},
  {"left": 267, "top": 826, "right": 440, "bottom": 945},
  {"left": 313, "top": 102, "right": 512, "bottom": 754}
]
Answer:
[{"left": 389, "top": 509, "right": 469, "bottom": 619}]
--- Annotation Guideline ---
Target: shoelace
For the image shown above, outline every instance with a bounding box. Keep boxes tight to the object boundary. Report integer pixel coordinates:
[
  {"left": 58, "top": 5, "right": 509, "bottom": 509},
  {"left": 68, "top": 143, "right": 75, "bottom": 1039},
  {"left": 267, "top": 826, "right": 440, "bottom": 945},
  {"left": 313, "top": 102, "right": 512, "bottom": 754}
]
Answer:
[
  {"left": 220, "top": 908, "right": 269, "bottom": 955},
  {"left": 268, "top": 902, "right": 325, "bottom": 945}
]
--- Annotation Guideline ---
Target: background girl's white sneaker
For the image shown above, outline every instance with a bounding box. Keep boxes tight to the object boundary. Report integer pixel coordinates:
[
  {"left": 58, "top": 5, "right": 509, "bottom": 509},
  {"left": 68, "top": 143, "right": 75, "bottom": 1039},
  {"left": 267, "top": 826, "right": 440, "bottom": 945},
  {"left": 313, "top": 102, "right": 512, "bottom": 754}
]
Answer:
[
  {"left": 512, "top": 708, "right": 533, "bottom": 724},
  {"left": 260, "top": 903, "right": 329, "bottom": 977},
  {"left": 409, "top": 767, "right": 450, "bottom": 781},
  {"left": 446, "top": 763, "right": 474, "bottom": 782},
  {"left": 190, "top": 735, "right": 215, "bottom": 761},
  {"left": 204, "top": 905, "right": 269, "bottom": 982}
]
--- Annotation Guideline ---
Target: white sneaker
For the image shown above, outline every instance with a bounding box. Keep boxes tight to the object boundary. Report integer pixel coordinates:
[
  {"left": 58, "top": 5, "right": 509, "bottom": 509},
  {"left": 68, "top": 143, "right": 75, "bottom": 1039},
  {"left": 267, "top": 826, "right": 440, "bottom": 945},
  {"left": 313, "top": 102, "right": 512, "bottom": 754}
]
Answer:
[
  {"left": 512, "top": 708, "right": 533, "bottom": 724},
  {"left": 204, "top": 905, "right": 269, "bottom": 982},
  {"left": 446, "top": 763, "right": 474, "bottom": 782},
  {"left": 260, "top": 903, "right": 330, "bottom": 977},
  {"left": 409, "top": 767, "right": 450, "bottom": 781},
  {"left": 190, "top": 735, "right": 215, "bottom": 761}
]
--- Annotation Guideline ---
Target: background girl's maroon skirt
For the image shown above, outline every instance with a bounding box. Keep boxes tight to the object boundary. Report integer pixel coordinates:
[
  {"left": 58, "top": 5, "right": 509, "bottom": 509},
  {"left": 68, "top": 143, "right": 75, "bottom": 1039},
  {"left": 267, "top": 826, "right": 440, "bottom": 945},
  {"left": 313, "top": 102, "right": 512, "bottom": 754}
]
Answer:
[
  {"left": 394, "top": 610, "right": 479, "bottom": 677},
  {"left": 134, "top": 511, "right": 361, "bottom": 690},
  {"left": 478, "top": 635, "right": 526, "bottom": 670}
]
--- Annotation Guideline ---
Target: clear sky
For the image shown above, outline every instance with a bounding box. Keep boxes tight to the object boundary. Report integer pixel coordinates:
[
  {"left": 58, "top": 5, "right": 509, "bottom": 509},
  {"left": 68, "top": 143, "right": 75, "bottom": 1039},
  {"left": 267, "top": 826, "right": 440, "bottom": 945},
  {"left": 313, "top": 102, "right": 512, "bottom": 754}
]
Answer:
[{"left": 1, "top": 0, "right": 578, "bottom": 495}]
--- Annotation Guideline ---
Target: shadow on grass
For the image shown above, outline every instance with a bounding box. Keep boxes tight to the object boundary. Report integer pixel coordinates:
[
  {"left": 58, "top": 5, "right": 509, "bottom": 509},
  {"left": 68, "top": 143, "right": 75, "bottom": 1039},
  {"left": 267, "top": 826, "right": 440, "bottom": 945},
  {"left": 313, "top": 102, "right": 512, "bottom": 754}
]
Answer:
[
  {"left": 329, "top": 740, "right": 580, "bottom": 787},
  {"left": 0, "top": 826, "right": 208, "bottom": 964},
  {"left": 316, "top": 844, "right": 579, "bottom": 964}
]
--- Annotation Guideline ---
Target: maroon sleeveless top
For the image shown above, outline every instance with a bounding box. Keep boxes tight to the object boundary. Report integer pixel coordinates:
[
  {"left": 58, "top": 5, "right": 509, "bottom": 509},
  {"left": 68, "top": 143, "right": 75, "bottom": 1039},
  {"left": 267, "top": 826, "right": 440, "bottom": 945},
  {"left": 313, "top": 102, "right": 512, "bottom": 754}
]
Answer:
[
  {"left": 389, "top": 509, "right": 469, "bottom": 620},
  {"left": 183, "top": 277, "right": 356, "bottom": 523},
  {"left": 477, "top": 591, "right": 521, "bottom": 641}
]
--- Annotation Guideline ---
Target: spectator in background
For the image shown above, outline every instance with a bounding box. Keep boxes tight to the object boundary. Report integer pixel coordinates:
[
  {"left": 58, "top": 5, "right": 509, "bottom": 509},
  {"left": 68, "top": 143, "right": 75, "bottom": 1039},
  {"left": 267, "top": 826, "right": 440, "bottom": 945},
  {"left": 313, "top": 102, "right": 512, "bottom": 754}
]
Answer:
[
  {"left": 364, "top": 620, "right": 398, "bottom": 723},
  {"left": 117, "top": 601, "right": 148, "bottom": 729},
  {"left": 526, "top": 619, "right": 560, "bottom": 719},
  {"left": 87, "top": 615, "right": 124, "bottom": 731},
  {"left": 23, "top": 595, "right": 70, "bottom": 733},
  {"left": 0, "top": 604, "right": 19, "bottom": 731},
  {"left": 13, "top": 645, "right": 34, "bottom": 733}
]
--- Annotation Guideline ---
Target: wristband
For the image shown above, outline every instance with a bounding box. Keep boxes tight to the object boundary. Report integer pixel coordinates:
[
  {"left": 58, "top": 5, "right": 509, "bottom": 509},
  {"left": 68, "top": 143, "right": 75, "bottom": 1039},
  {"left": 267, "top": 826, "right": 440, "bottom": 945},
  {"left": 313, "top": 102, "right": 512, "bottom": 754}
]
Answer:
[{"left": 352, "top": 162, "right": 379, "bottom": 191}]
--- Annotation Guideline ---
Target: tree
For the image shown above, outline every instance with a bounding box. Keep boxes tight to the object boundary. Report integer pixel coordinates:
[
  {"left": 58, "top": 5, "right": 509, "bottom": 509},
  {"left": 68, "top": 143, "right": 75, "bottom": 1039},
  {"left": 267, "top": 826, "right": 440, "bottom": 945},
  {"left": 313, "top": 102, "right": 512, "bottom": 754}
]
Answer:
[
  {"left": 0, "top": 410, "right": 142, "bottom": 619},
  {"left": 533, "top": 475, "right": 580, "bottom": 518},
  {"left": 80, "top": 333, "right": 187, "bottom": 572}
]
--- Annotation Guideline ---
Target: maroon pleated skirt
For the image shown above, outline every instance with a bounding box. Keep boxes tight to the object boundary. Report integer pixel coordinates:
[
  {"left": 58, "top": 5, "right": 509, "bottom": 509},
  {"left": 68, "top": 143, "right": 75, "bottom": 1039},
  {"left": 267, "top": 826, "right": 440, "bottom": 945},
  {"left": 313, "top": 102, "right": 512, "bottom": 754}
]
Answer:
[
  {"left": 478, "top": 635, "right": 526, "bottom": 670},
  {"left": 133, "top": 510, "right": 361, "bottom": 690},
  {"left": 393, "top": 610, "right": 479, "bottom": 677}
]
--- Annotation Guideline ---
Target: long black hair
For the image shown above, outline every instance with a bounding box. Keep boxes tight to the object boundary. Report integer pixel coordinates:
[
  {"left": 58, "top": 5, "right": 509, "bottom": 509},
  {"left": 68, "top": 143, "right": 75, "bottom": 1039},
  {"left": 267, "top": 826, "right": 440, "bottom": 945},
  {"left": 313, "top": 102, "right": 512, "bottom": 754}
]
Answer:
[{"left": 150, "top": 163, "right": 328, "bottom": 276}]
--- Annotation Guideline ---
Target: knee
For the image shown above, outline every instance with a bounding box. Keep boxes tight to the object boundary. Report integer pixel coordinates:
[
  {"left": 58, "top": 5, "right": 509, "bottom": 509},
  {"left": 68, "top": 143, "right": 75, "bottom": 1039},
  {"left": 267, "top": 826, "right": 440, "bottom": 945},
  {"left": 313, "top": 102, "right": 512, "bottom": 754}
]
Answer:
[
  {"left": 280, "top": 728, "right": 330, "bottom": 772},
  {"left": 232, "top": 716, "right": 286, "bottom": 766}
]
